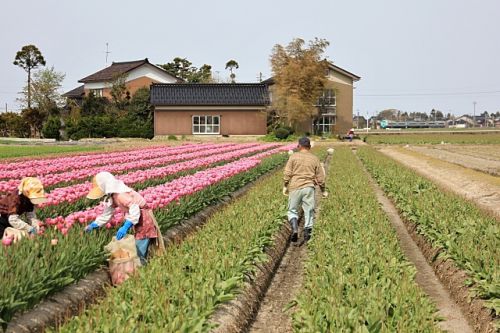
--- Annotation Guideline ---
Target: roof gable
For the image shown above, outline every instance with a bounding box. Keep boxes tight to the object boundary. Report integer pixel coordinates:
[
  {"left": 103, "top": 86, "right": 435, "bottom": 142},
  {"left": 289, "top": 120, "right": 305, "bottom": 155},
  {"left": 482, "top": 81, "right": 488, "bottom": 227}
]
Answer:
[
  {"left": 151, "top": 83, "right": 270, "bottom": 106},
  {"left": 327, "top": 62, "right": 361, "bottom": 81},
  {"left": 78, "top": 58, "right": 180, "bottom": 83}
]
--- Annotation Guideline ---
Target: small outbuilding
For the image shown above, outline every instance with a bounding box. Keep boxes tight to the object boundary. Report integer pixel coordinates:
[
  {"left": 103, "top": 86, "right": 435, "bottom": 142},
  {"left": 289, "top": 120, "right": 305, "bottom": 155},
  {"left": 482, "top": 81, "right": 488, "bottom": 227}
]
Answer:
[{"left": 151, "top": 83, "right": 270, "bottom": 136}]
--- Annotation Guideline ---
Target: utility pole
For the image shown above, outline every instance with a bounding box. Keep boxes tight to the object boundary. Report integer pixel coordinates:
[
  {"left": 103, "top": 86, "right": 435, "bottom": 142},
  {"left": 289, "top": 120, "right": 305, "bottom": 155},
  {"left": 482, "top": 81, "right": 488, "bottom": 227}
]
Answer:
[
  {"left": 366, "top": 111, "right": 369, "bottom": 133},
  {"left": 4, "top": 103, "right": 7, "bottom": 113},
  {"left": 356, "top": 109, "right": 359, "bottom": 129},
  {"left": 473, "top": 101, "right": 477, "bottom": 128},
  {"left": 257, "top": 72, "right": 263, "bottom": 82}
]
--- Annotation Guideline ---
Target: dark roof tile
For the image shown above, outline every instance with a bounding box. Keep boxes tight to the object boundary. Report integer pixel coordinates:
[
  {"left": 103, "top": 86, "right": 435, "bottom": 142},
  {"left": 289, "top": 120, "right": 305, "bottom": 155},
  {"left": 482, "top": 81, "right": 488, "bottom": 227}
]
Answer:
[
  {"left": 62, "top": 85, "right": 84, "bottom": 97},
  {"left": 78, "top": 59, "right": 149, "bottom": 83},
  {"left": 151, "top": 83, "right": 270, "bottom": 106}
]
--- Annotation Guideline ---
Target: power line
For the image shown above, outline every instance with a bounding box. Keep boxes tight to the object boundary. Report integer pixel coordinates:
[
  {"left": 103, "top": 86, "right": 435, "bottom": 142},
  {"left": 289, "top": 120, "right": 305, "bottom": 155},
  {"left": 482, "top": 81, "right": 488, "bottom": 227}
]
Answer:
[{"left": 357, "top": 90, "right": 500, "bottom": 97}]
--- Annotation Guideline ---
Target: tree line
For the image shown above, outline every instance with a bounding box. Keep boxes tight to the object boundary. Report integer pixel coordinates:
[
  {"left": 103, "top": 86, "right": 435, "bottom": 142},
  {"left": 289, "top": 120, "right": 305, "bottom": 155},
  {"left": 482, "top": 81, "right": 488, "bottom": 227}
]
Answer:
[{"left": 3, "top": 44, "right": 243, "bottom": 140}]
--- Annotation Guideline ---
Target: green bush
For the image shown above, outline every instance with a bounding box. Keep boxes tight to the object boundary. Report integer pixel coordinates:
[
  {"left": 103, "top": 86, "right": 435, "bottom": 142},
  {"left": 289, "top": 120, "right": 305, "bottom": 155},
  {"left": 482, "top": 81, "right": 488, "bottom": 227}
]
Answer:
[
  {"left": 274, "top": 127, "right": 290, "bottom": 139},
  {"left": 167, "top": 135, "right": 178, "bottom": 141},
  {"left": 42, "top": 116, "right": 61, "bottom": 140}
]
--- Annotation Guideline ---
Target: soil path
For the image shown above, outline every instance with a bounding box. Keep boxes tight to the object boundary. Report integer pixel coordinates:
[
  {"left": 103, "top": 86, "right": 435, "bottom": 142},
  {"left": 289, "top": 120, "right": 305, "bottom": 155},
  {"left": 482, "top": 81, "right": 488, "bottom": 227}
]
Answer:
[
  {"left": 380, "top": 147, "right": 500, "bottom": 219},
  {"left": 247, "top": 159, "right": 329, "bottom": 333},
  {"left": 408, "top": 146, "right": 500, "bottom": 176},
  {"left": 246, "top": 240, "right": 306, "bottom": 333},
  {"left": 358, "top": 154, "right": 473, "bottom": 333}
]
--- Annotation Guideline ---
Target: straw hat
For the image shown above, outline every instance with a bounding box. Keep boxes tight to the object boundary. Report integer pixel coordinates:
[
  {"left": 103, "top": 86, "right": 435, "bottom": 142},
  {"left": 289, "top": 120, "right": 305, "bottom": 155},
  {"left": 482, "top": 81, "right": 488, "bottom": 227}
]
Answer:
[
  {"left": 87, "top": 172, "right": 131, "bottom": 200},
  {"left": 18, "top": 177, "right": 47, "bottom": 205}
]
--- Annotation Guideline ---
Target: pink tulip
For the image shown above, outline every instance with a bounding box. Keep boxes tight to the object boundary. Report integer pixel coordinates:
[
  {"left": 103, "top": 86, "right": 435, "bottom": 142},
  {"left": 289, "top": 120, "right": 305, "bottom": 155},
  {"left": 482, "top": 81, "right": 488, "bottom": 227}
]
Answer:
[
  {"left": 2, "top": 237, "right": 12, "bottom": 246},
  {"left": 51, "top": 239, "right": 58, "bottom": 246}
]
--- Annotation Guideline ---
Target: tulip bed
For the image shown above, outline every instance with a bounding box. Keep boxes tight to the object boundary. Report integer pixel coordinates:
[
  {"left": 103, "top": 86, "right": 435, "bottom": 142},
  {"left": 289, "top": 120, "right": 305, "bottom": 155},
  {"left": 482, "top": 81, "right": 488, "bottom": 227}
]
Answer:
[
  {"left": 53, "top": 154, "right": 290, "bottom": 332},
  {"left": 37, "top": 143, "right": 279, "bottom": 219},
  {"left": 357, "top": 146, "right": 500, "bottom": 315},
  {"left": 0, "top": 143, "right": 293, "bottom": 326},
  {"left": 0, "top": 143, "right": 250, "bottom": 191},
  {"left": 293, "top": 148, "right": 440, "bottom": 332}
]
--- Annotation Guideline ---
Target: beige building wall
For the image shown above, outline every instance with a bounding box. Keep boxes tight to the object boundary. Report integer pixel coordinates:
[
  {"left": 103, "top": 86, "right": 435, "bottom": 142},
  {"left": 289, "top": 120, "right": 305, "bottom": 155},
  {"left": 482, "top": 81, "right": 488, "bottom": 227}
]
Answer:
[
  {"left": 331, "top": 80, "right": 354, "bottom": 135},
  {"left": 154, "top": 108, "right": 267, "bottom": 135}
]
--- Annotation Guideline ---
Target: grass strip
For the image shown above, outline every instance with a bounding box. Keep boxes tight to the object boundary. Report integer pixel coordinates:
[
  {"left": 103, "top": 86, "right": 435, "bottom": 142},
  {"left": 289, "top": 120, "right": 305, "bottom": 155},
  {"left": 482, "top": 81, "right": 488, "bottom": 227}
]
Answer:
[
  {"left": 362, "top": 133, "right": 500, "bottom": 145},
  {"left": 0, "top": 145, "right": 104, "bottom": 159},
  {"left": 358, "top": 146, "right": 499, "bottom": 315},
  {"left": 293, "top": 147, "right": 440, "bottom": 332}
]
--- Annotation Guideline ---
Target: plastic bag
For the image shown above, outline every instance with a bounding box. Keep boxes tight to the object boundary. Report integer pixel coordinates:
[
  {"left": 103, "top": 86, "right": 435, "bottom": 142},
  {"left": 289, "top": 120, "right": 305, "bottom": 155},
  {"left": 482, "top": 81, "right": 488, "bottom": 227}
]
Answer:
[
  {"left": 3, "top": 227, "right": 29, "bottom": 243},
  {"left": 104, "top": 235, "right": 141, "bottom": 286}
]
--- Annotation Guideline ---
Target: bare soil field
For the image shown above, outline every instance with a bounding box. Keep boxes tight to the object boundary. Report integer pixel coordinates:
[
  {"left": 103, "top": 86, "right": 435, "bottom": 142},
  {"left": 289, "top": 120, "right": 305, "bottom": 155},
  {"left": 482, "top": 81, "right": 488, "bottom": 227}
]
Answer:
[
  {"left": 379, "top": 147, "right": 500, "bottom": 219},
  {"left": 407, "top": 145, "right": 500, "bottom": 176}
]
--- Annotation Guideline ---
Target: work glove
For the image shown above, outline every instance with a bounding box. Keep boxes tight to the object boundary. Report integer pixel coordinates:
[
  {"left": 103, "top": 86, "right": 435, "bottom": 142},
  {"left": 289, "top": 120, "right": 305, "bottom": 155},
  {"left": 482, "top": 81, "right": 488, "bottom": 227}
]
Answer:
[
  {"left": 85, "top": 222, "right": 100, "bottom": 233},
  {"left": 282, "top": 186, "right": 288, "bottom": 196},
  {"left": 322, "top": 191, "right": 329, "bottom": 198},
  {"left": 116, "top": 220, "right": 134, "bottom": 240}
]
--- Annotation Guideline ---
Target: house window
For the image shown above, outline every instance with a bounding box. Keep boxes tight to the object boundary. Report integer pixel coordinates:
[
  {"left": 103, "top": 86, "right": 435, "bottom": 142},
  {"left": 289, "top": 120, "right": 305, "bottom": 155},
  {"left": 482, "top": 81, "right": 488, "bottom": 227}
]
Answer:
[
  {"left": 315, "top": 115, "right": 335, "bottom": 134},
  {"left": 318, "top": 89, "right": 337, "bottom": 106},
  {"left": 90, "top": 89, "right": 103, "bottom": 97},
  {"left": 192, "top": 115, "right": 220, "bottom": 134}
]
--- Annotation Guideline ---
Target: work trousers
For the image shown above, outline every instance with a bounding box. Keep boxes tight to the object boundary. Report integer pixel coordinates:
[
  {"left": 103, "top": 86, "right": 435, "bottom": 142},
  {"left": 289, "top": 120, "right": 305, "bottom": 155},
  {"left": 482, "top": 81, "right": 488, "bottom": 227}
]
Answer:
[
  {"left": 287, "top": 186, "right": 315, "bottom": 229},
  {"left": 135, "top": 238, "right": 150, "bottom": 265}
]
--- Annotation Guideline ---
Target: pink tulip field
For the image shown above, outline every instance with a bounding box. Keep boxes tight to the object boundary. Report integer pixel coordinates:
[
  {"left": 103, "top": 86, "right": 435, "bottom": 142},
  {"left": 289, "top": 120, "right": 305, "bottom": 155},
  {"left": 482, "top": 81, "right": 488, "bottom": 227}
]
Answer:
[{"left": 0, "top": 142, "right": 294, "bottom": 325}]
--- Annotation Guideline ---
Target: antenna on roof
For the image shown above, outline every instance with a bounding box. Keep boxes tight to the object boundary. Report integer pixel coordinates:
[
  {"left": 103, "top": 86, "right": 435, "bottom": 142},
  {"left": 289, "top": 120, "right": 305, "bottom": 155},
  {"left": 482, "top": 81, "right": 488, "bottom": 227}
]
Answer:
[{"left": 105, "top": 42, "right": 111, "bottom": 65}]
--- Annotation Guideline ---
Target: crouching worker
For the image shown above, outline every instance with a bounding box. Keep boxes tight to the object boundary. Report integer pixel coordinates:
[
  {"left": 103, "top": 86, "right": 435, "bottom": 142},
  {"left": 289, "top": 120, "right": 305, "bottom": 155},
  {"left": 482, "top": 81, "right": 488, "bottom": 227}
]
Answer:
[
  {"left": 0, "top": 177, "right": 47, "bottom": 242},
  {"left": 85, "top": 172, "right": 164, "bottom": 265}
]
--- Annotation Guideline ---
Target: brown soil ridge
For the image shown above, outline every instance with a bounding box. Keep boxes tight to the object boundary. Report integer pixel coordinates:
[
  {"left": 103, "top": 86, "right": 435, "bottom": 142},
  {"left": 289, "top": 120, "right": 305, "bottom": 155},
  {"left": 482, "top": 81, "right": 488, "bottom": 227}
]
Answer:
[
  {"left": 379, "top": 147, "right": 500, "bottom": 219},
  {"left": 357, "top": 152, "right": 497, "bottom": 332},
  {"left": 210, "top": 222, "right": 292, "bottom": 333},
  {"left": 5, "top": 168, "right": 280, "bottom": 333}
]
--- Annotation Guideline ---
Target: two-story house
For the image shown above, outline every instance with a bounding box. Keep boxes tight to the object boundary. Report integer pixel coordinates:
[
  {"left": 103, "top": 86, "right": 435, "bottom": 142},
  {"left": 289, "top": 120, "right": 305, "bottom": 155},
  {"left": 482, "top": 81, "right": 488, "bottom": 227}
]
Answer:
[{"left": 63, "top": 58, "right": 180, "bottom": 103}]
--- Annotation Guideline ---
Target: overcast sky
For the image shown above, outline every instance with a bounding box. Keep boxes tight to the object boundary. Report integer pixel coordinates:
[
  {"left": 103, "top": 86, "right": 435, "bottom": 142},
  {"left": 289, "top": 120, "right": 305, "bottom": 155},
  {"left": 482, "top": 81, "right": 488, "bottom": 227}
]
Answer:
[{"left": 1, "top": 0, "right": 499, "bottom": 117}]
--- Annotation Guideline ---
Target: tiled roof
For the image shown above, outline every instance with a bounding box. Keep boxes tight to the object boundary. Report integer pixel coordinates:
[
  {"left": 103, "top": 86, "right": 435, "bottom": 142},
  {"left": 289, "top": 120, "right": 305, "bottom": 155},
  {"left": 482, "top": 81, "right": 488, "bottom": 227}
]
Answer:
[
  {"left": 78, "top": 59, "right": 149, "bottom": 83},
  {"left": 150, "top": 83, "right": 270, "bottom": 106},
  {"left": 62, "top": 85, "right": 84, "bottom": 98}
]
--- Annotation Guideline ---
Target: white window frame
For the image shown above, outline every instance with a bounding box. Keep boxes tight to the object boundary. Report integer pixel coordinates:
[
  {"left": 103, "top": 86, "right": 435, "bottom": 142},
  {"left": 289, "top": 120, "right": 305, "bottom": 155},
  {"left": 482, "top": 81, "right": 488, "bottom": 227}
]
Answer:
[
  {"left": 192, "top": 115, "right": 220, "bottom": 134},
  {"left": 90, "top": 89, "right": 103, "bottom": 97},
  {"left": 322, "top": 89, "right": 336, "bottom": 106},
  {"left": 315, "top": 115, "right": 336, "bottom": 133}
]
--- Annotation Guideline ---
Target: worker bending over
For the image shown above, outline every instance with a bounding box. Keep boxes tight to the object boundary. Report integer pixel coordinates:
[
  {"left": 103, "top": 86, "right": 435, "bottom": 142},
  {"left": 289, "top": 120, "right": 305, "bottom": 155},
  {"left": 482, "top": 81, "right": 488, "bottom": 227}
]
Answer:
[{"left": 0, "top": 177, "right": 47, "bottom": 242}]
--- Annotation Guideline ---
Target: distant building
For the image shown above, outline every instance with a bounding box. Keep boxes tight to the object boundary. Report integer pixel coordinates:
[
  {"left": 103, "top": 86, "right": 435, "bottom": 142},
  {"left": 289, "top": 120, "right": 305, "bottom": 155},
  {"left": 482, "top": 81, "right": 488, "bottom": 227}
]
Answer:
[
  {"left": 151, "top": 83, "right": 270, "bottom": 136},
  {"left": 264, "top": 62, "right": 360, "bottom": 135},
  {"left": 63, "top": 58, "right": 180, "bottom": 103}
]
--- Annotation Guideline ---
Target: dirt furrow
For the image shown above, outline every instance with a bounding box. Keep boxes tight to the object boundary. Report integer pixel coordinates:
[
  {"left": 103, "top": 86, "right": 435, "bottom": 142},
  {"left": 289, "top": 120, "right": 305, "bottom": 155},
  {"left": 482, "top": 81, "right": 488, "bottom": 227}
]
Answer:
[
  {"left": 357, "top": 153, "right": 474, "bottom": 333},
  {"left": 247, "top": 232, "right": 307, "bottom": 333}
]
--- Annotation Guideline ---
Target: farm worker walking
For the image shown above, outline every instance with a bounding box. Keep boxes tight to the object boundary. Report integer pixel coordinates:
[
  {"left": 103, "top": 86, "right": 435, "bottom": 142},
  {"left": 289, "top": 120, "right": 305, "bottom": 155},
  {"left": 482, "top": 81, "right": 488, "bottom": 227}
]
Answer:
[
  {"left": 0, "top": 177, "right": 47, "bottom": 242},
  {"left": 85, "top": 172, "right": 164, "bottom": 265},
  {"left": 283, "top": 137, "right": 327, "bottom": 244}
]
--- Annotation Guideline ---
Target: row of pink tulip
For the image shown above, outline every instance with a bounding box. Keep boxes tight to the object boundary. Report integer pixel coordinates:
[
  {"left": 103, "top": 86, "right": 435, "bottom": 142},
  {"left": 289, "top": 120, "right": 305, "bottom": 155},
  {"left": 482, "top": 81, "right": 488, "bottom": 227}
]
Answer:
[
  {"left": 44, "top": 144, "right": 294, "bottom": 232},
  {"left": 42, "top": 143, "right": 280, "bottom": 207},
  {"left": 0, "top": 143, "right": 251, "bottom": 192},
  {"left": 0, "top": 143, "right": 194, "bottom": 173},
  {"left": 0, "top": 143, "right": 231, "bottom": 180}
]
